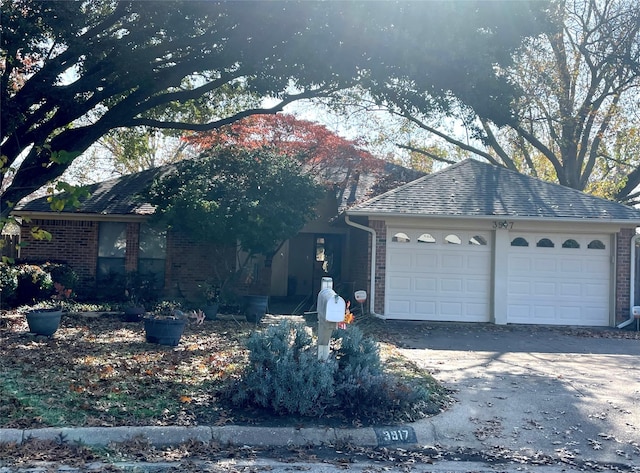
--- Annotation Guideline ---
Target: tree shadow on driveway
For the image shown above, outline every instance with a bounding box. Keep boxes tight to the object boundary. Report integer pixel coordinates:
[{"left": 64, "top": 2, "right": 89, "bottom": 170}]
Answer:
[{"left": 380, "top": 322, "right": 640, "bottom": 468}]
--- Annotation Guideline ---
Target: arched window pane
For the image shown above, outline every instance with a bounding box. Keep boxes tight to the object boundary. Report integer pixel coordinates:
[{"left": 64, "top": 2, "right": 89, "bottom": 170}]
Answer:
[
  {"left": 445, "top": 234, "right": 461, "bottom": 245},
  {"left": 469, "top": 235, "right": 487, "bottom": 246},
  {"left": 536, "top": 238, "right": 555, "bottom": 248},
  {"left": 417, "top": 233, "right": 436, "bottom": 243},
  {"left": 392, "top": 232, "right": 411, "bottom": 243},
  {"left": 588, "top": 240, "right": 606, "bottom": 249},
  {"left": 511, "top": 237, "right": 529, "bottom": 247},
  {"left": 562, "top": 239, "right": 580, "bottom": 249}
]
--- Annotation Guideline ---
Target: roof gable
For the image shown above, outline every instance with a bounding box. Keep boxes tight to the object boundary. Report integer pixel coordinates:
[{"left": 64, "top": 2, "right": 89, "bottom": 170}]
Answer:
[{"left": 347, "top": 159, "right": 640, "bottom": 222}]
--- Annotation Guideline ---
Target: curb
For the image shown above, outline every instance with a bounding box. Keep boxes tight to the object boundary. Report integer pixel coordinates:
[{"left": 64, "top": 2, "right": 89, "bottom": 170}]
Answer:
[{"left": 0, "top": 425, "right": 381, "bottom": 448}]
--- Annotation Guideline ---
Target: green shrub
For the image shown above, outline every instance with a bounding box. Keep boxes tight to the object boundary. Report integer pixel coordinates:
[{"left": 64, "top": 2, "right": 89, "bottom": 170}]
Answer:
[
  {"left": 331, "top": 325, "right": 429, "bottom": 420},
  {"left": 15, "top": 264, "right": 53, "bottom": 305},
  {"left": 229, "top": 321, "right": 336, "bottom": 417},
  {"left": 0, "top": 263, "right": 18, "bottom": 307},
  {"left": 333, "top": 325, "right": 382, "bottom": 378},
  {"left": 43, "top": 262, "right": 79, "bottom": 299},
  {"left": 95, "top": 271, "right": 126, "bottom": 301},
  {"left": 227, "top": 321, "right": 433, "bottom": 424}
]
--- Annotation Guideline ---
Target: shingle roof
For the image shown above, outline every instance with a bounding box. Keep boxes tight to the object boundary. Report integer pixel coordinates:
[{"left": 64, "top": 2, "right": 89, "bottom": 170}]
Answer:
[
  {"left": 15, "top": 165, "right": 175, "bottom": 216},
  {"left": 15, "top": 159, "right": 422, "bottom": 218},
  {"left": 347, "top": 159, "right": 640, "bottom": 222}
]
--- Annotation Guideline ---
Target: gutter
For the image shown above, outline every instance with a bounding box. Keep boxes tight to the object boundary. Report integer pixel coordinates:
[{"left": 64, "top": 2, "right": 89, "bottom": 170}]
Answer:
[
  {"left": 11, "top": 211, "right": 150, "bottom": 222},
  {"left": 344, "top": 215, "right": 384, "bottom": 319},
  {"left": 618, "top": 232, "right": 640, "bottom": 329},
  {"left": 345, "top": 211, "right": 639, "bottom": 227}
]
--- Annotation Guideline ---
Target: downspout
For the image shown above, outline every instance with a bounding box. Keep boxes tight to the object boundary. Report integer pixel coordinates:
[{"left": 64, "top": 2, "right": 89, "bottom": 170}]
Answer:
[
  {"left": 618, "top": 232, "right": 640, "bottom": 329},
  {"left": 344, "top": 215, "right": 384, "bottom": 318}
]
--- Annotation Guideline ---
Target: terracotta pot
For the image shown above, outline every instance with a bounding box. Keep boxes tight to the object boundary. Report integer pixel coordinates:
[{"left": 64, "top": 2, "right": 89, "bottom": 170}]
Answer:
[{"left": 26, "top": 307, "right": 63, "bottom": 336}]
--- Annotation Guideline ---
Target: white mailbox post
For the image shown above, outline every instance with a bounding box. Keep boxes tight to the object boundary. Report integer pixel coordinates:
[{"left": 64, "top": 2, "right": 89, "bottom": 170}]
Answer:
[{"left": 317, "top": 277, "right": 345, "bottom": 360}]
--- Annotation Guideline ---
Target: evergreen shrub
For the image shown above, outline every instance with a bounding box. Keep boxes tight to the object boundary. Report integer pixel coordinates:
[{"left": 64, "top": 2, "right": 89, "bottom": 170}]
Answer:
[
  {"left": 228, "top": 320, "right": 433, "bottom": 423},
  {"left": 230, "top": 321, "right": 336, "bottom": 417}
]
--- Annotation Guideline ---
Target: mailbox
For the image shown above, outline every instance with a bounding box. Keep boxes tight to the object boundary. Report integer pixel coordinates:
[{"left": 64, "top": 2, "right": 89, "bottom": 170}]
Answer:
[
  {"left": 318, "top": 288, "right": 346, "bottom": 323},
  {"left": 316, "top": 278, "right": 346, "bottom": 360}
]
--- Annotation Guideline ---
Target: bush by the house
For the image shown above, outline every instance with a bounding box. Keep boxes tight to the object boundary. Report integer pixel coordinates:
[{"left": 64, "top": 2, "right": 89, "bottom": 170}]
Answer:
[
  {"left": 14, "top": 264, "right": 53, "bottom": 306},
  {"left": 0, "top": 262, "right": 18, "bottom": 307},
  {"left": 43, "top": 262, "right": 78, "bottom": 299},
  {"left": 226, "top": 320, "right": 433, "bottom": 424}
]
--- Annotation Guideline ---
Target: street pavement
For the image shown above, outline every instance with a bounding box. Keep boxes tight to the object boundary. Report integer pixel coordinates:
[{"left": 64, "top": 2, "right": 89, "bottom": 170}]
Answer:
[{"left": 1, "top": 322, "right": 639, "bottom": 472}]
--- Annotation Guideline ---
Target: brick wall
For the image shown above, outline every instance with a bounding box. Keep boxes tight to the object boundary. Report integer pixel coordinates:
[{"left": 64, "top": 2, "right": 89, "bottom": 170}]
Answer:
[
  {"left": 370, "top": 219, "right": 386, "bottom": 314},
  {"left": 18, "top": 217, "right": 275, "bottom": 303},
  {"left": 347, "top": 221, "right": 371, "bottom": 298},
  {"left": 165, "top": 229, "right": 243, "bottom": 301},
  {"left": 615, "top": 227, "right": 635, "bottom": 323},
  {"left": 19, "top": 219, "right": 98, "bottom": 294}
]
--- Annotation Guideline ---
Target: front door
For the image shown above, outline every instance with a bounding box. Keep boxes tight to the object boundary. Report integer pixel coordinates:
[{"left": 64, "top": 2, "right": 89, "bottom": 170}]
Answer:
[{"left": 312, "top": 234, "right": 342, "bottom": 295}]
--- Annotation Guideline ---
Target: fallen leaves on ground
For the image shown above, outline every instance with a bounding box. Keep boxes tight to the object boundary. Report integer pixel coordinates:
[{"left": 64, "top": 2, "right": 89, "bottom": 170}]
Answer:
[{"left": 0, "top": 310, "right": 251, "bottom": 429}]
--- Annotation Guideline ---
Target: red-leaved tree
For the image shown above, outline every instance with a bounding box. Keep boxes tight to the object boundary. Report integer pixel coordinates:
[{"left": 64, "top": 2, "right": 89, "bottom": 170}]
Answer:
[{"left": 185, "top": 114, "right": 384, "bottom": 185}]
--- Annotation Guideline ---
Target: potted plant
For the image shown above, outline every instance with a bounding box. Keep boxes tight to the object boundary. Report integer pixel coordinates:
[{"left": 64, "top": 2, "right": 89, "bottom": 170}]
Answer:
[
  {"left": 143, "top": 301, "right": 203, "bottom": 346},
  {"left": 24, "top": 272, "right": 77, "bottom": 336},
  {"left": 199, "top": 281, "right": 220, "bottom": 320},
  {"left": 121, "top": 271, "right": 154, "bottom": 322},
  {"left": 26, "top": 302, "right": 63, "bottom": 337},
  {"left": 244, "top": 294, "right": 269, "bottom": 324}
]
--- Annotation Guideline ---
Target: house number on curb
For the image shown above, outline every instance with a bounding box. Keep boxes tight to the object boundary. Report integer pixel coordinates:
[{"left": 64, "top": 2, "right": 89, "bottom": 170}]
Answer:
[{"left": 373, "top": 426, "right": 417, "bottom": 446}]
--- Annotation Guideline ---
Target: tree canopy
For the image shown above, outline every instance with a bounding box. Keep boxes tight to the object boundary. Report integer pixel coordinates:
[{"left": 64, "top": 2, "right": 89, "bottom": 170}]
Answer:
[
  {"left": 1, "top": 0, "right": 548, "bottom": 224},
  {"left": 186, "top": 114, "right": 382, "bottom": 180},
  {"left": 357, "top": 0, "right": 640, "bottom": 203},
  {"left": 145, "top": 146, "right": 323, "bottom": 257}
]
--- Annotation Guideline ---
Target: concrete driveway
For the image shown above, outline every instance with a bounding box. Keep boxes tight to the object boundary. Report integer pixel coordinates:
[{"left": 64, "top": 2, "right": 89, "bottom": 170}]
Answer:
[{"left": 386, "top": 322, "right": 640, "bottom": 468}]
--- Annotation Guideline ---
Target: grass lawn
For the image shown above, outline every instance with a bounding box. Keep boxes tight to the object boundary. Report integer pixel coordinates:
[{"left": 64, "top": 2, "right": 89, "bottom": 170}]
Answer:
[{"left": 0, "top": 306, "right": 449, "bottom": 429}]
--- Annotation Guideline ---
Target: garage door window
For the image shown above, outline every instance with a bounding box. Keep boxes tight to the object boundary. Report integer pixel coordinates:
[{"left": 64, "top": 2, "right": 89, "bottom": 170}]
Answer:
[
  {"left": 511, "top": 237, "right": 529, "bottom": 247},
  {"left": 392, "top": 232, "right": 411, "bottom": 243},
  {"left": 588, "top": 239, "right": 606, "bottom": 249},
  {"left": 445, "top": 234, "right": 461, "bottom": 244},
  {"left": 469, "top": 235, "right": 487, "bottom": 245},
  {"left": 562, "top": 239, "right": 580, "bottom": 249},
  {"left": 417, "top": 233, "right": 435, "bottom": 243},
  {"left": 536, "top": 238, "right": 555, "bottom": 248}
]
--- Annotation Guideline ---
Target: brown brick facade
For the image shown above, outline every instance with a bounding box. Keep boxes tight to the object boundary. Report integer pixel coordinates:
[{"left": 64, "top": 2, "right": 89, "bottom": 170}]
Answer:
[
  {"left": 615, "top": 227, "right": 635, "bottom": 323},
  {"left": 18, "top": 216, "right": 637, "bottom": 324},
  {"left": 345, "top": 217, "right": 372, "bottom": 300},
  {"left": 18, "top": 218, "right": 251, "bottom": 303},
  {"left": 19, "top": 219, "right": 98, "bottom": 293},
  {"left": 369, "top": 219, "right": 386, "bottom": 314}
]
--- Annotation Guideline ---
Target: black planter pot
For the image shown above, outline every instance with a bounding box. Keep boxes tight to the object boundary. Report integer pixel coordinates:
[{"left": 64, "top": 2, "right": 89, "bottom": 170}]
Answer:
[
  {"left": 244, "top": 295, "right": 268, "bottom": 323},
  {"left": 144, "top": 318, "right": 187, "bottom": 346},
  {"left": 203, "top": 302, "right": 219, "bottom": 320},
  {"left": 123, "top": 306, "right": 145, "bottom": 322},
  {"left": 26, "top": 307, "right": 63, "bottom": 336}
]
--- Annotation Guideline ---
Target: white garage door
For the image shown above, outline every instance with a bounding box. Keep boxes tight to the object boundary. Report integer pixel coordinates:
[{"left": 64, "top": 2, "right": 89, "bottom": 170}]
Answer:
[
  {"left": 507, "top": 234, "right": 611, "bottom": 326},
  {"left": 386, "top": 229, "right": 491, "bottom": 321}
]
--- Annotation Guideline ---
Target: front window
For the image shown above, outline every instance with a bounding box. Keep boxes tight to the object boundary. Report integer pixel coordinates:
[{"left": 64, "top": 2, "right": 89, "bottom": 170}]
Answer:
[
  {"left": 97, "top": 222, "right": 127, "bottom": 280},
  {"left": 138, "top": 224, "right": 166, "bottom": 289}
]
